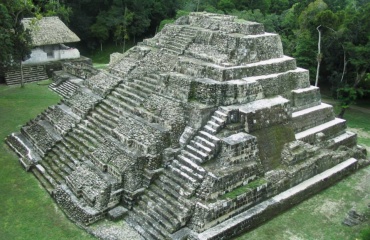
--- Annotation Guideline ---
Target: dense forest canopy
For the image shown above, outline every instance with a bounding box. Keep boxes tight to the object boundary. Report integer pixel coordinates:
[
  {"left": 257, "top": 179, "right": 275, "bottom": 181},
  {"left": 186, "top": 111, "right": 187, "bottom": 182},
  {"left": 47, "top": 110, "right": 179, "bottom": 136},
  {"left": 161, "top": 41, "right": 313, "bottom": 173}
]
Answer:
[{"left": 1, "top": 0, "right": 369, "bottom": 106}]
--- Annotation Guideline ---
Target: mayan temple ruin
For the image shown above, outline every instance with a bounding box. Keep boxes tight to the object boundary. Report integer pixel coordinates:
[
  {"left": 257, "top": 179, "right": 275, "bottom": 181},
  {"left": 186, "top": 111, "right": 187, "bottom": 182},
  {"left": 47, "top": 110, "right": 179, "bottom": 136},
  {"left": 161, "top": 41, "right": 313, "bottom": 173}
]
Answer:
[{"left": 6, "top": 12, "right": 368, "bottom": 239}]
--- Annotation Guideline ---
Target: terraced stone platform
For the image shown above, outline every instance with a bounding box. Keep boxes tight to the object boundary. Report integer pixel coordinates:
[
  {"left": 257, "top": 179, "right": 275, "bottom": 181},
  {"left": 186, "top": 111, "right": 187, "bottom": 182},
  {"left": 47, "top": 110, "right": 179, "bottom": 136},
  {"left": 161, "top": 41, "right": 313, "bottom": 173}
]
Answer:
[{"left": 6, "top": 12, "right": 367, "bottom": 240}]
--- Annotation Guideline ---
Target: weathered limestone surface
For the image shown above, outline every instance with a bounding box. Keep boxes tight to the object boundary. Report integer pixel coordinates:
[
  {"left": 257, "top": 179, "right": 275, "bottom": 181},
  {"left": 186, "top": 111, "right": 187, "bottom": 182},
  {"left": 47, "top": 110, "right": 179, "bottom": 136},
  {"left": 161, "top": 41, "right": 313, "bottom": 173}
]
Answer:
[{"left": 6, "top": 12, "right": 368, "bottom": 240}]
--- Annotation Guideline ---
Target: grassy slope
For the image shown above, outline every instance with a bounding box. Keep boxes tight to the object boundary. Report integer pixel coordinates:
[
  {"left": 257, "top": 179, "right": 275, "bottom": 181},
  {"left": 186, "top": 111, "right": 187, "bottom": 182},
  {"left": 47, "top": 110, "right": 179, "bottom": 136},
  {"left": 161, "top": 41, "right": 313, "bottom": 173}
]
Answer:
[{"left": 0, "top": 81, "right": 94, "bottom": 240}]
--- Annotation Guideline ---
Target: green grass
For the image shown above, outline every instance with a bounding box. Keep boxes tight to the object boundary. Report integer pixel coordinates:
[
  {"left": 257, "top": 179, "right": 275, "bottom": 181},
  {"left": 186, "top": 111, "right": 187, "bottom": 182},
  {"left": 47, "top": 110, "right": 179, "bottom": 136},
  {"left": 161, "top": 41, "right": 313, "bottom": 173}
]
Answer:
[
  {"left": 221, "top": 178, "right": 267, "bottom": 200},
  {"left": 0, "top": 81, "right": 95, "bottom": 240},
  {"left": 88, "top": 41, "right": 136, "bottom": 64}
]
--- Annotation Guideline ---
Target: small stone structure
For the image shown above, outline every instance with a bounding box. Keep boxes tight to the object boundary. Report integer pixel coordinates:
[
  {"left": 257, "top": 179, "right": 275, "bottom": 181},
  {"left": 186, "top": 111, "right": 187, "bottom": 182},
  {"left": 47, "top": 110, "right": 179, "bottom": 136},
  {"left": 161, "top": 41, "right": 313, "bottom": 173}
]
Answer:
[
  {"left": 4, "top": 17, "right": 81, "bottom": 85},
  {"left": 6, "top": 12, "right": 368, "bottom": 239}
]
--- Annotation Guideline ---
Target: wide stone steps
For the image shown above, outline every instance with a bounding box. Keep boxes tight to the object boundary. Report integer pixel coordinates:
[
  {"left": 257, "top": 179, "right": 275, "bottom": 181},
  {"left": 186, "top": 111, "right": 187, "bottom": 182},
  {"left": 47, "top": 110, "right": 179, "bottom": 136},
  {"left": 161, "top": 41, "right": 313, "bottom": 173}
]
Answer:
[
  {"left": 33, "top": 164, "right": 58, "bottom": 190},
  {"left": 90, "top": 111, "right": 118, "bottom": 130},
  {"left": 145, "top": 189, "right": 184, "bottom": 227},
  {"left": 132, "top": 206, "right": 171, "bottom": 239},
  {"left": 172, "top": 159, "right": 204, "bottom": 181},
  {"left": 67, "top": 130, "right": 95, "bottom": 153},
  {"left": 139, "top": 195, "right": 176, "bottom": 231},
  {"left": 46, "top": 149, "right": 74, "bottom": 175},
  {"left": 199, "top": 131, "right": 221, "bottom": 145},
  {"left": 158, "top": 173, "right": 194, "bottom": 198},
  {"left": 31, "top": 166, "right": 55, "bottom": 193},
  {"left": 186, "top": 144, "right": 208, "bottom": 161},
  {"left": 5, "top": 65, "right": 48, "bottom": 85},
  {"left": 102, "top": 87, "right": 164, "bottom": 125},
  {"left": 162, "top": 35, "right": 190, "bottom": 46},
  {"left": 137, "top": 197, "right": 177, "bottom": 233},
  {"left": 44, "top": 153, "right": 71, "bottom": 179},
  {"left": 114, "top": 86, "right": 145, "bottom": 103},
  {"left": 168, "top": 164, "right": 198, "bottom": 184},
  {"left": 38, "top": 159, "right": 64, "bottom": 184},
  {"left": 292, "top": 103, "right": 335, "bottom": 133},
  {"left": 63, "top": 135, "right": 87, "bottom": 159},
  {"left": 329, "top": 131, "right": 357, "bottom": 149},
  {"left": 132, "top": 78, "right": 158, "bottom": 92},
  {"left": 111, "top": 90, "right": 141, "bottom": 107},
  {"left": 54, "top": 141, "right": 78, "bottom": 163},
  {"left": 116, "top": 84, "right": 148, "bottom": 99},
  {"left": 86, "top": 115, "right": 112, "bottom": 136},
  {"left": 295, "top": 118, "right": 347, "bottom": 144},
  {"left": 77, "top": 123, "right": 105, "bottom": 144},
  {"left": 126, "top": 81, "right": 152, "bottom": 95},
  {"left": 181, "top": 149, "right": 203, "bottom": 165},
  {"left": 97, "top": 98, "right": 124, "bottom": 121},
  {"left": 49, "top": 80, "right": 79, "bottom": 99},
  {"left": 176, "top": 154, "right": 206, "bottom": 175},
  {"left": 127, "top": 211, "right": 167, "bottom": 240}
]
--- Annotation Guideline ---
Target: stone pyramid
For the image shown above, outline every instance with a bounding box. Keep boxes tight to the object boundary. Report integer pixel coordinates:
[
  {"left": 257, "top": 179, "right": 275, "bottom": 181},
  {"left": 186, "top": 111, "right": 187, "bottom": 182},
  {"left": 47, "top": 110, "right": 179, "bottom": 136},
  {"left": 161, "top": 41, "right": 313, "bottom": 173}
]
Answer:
[{"left": 6, "top": 12, "right": 367, "bottom": 240}]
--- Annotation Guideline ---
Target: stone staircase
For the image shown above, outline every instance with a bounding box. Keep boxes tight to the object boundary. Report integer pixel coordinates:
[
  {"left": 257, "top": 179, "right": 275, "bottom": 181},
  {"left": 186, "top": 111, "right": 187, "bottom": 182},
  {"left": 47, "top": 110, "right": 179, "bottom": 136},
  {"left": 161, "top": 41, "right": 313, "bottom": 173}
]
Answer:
[
  {"left": 49, "top": 79, "right": 81, "bottom": 98},
  {"left": 127, "top": 107, "right": 231, "bottom": 239},
  {"left": 5, "top": 65, "right": 48, "bottom": 85},
  {"left": 161, "top": 27, "right": 198, "bottom": 55},
  {"left": 33, "top": 120, "right": 106, "bottom": 189},
  {"left": 291, "top": 91, "right": 356, "bottom": 148},
  {"left": 97, "top": 74, "right": 164, "bottom": 125}
]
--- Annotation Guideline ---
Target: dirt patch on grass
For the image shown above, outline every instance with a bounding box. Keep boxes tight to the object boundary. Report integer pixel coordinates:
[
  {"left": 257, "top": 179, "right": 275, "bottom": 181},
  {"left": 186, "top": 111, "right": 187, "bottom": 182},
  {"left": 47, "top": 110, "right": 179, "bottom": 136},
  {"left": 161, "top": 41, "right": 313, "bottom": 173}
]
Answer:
[
  {"left": 348, "top": 127, "right": 370, "bottom": 139},
  {"left": 314, "top": 199, "right": 344, "bottom": 219},
  {"left": 283, "top": 230, "right": 305, "bottom": 240}
]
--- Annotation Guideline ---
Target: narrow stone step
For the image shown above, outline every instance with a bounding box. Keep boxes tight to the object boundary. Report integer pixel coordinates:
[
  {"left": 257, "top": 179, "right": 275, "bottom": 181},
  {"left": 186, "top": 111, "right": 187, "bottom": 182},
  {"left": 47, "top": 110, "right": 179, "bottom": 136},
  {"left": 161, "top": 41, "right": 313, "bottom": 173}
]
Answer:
[
  {"left": 134, "top": 79, "right": 157, "bottom": 91},
  {"left": 207, "top": 121, "right": 221, "bottom": 131},
  {"left": 115, "top": 86, "right": 145, "bottom": 102},
  {"left": 143, "top": 193, "right": 181, "bottom": 229},
  {"left": 211, "top": 116, "right": 226, "bottom": 125},
  {"left": 159, "top": 173, "right": 193, "bottom": 198},
  {"left": 199, "top": 131, "right": 220, "bottom": 145},
  {"left": 295, "top": 118, "right": 346, "bottom": 144},
  {"left": 39, "top": 160, "right": 63, "bottom": 184},
  {"left": 31, "top": 166, "right": 55, "bottom": 193},
  {"left": 149, "top": 183, "right": 189, "bottom": 217},
  {"left": 186, "top": 144, "right": 208, "bottom": 161},
  {"left": 168, "top": 164, "right": 197, "bottom": 185},
  {"left": 177, "top": 154, "right": 206, "bottom": 174},
  {"left": 194, "top": 136, "right": 215, "bottom": 149},
  {"left": 214, "top": 110, "right": 228, "bottom": 121},
  {"left": 204, "top": 125, "right": 217, "bottom": 134},
  {"left": 128, "top": 213, "right": 160, "bottom": 240},
  {"left": 140, "top": 195, "right": 177, "bottom": 232},
  {"left": 113, "top": 91, "right": 141, "bottom": 107},
  {"left": 133, "top": 206, "right": 170, "bottom": 239},
  {"left": 190, "top": 140, "right": 212, "bottom": 154},
  {"left": 329, "top": 131, "right": 357, "bottom": 149},
  {"left": 181, "top": 150, "right": 203, "bottom": 165},
  {"left": 172, "top": 159, "right": 203, "bottom": 181}
]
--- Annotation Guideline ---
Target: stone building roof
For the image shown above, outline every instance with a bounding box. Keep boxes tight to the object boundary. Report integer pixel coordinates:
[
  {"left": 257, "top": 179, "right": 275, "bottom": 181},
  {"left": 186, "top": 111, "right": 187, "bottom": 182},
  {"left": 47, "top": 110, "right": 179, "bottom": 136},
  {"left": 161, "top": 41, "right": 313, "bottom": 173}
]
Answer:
[{"left": 22, "top": 16, "right": 80, "bottom": 47}]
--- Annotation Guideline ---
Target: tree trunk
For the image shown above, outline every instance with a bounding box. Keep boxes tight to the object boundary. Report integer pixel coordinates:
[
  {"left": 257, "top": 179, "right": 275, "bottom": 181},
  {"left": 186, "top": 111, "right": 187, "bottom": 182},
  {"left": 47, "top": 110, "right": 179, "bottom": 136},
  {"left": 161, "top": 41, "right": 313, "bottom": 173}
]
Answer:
[
  {"left": 100, "top": 42, "right": 103, "bottom": 52},
  {"left": 315, "top": 25, "right": 322, "bottom": 87},
  {"left": 123, "top": 38, "right": 126, "bottom": 53},
  {"left": 20, "top": 60, "right": 24, "bottom": 87},
  {"left": 337, "top": 107, "right": 346, "bottom": 119},
  {"left": 340, "top": 45, "right": 348, "bottom": 83}
]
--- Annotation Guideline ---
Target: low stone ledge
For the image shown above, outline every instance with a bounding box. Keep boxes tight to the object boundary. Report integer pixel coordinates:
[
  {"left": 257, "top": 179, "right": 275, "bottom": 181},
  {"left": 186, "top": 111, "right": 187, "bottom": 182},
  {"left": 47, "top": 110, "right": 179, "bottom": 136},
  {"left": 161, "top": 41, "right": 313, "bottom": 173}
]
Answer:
[{"left": 194, "top": 158, "right": 358, "bottom": 240}]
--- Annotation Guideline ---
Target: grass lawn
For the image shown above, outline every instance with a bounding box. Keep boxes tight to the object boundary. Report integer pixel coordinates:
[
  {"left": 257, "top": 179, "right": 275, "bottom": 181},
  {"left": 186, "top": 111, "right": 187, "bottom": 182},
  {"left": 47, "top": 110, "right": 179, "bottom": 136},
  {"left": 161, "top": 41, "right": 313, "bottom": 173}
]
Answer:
[
  {"left": 0, "top": 81, "right": 369, "bottom": 239},
  {"left": 88, "top": 41, "right": 136, "bottom": 64},
  {"left": 0, "top": 81, "right": 95, "bottom": 240}
]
